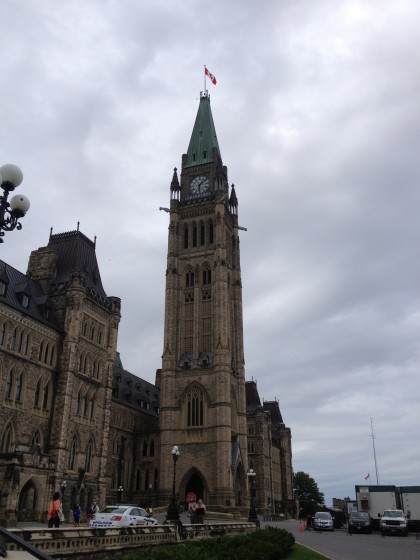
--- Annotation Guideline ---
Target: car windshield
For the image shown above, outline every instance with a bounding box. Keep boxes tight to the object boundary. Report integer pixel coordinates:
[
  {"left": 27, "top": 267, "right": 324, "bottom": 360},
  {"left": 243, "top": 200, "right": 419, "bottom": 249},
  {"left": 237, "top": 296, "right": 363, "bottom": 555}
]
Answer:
[
  {"left": 316, "top": 513, "right": 331, "bottom": 519},
  {"left": 100, "top": 506, "right": 129, "bottom": 514},
  {"left": 351, "top": 512, "right": 369, "bottom": 519},
  {"left": 384, "top": 510, "right": 404, "bottom": 518}
]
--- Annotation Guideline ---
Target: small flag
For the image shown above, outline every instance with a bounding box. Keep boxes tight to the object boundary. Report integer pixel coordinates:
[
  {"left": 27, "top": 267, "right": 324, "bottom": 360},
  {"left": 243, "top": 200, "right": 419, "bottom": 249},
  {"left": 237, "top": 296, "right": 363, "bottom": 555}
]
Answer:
[
  {"left": 205, "top": 67, "right": 217, "bottom": 85},
  {"left": 365, "top": 473, "right": 370, "bottom": 480}
]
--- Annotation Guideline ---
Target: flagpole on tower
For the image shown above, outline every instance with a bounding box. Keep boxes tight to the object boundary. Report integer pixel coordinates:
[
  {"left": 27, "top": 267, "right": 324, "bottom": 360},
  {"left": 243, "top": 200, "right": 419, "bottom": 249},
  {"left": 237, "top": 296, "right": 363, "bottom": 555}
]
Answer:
[{"left": 204, "top": 65, "right": 207, "bottom": 92}]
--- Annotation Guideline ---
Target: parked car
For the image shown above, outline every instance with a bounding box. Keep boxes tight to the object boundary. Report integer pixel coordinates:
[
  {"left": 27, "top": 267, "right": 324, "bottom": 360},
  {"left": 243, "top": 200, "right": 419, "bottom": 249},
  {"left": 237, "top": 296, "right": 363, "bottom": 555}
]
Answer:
[
  {"left": 348, "top": 510, "right": 372, "bottom": 534},
  {"left": 380, "top": 509, "right": 408, "bottom": 536},
  {"left": 89, "top": 505, "right": 159, "bottom": 528},
  {"left": 312, "top": 512, "right": 334, "bottom": 531}
]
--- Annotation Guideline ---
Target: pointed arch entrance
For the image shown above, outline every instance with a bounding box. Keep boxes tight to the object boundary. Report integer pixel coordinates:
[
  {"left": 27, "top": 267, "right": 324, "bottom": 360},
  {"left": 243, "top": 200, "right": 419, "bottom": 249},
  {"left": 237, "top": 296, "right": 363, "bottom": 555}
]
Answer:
[
  {"left": 18, "top": 479, "right": 38, "bottom": 521},
  {"left": 184, "top": 472, "right": 205, "bottom": 502}
]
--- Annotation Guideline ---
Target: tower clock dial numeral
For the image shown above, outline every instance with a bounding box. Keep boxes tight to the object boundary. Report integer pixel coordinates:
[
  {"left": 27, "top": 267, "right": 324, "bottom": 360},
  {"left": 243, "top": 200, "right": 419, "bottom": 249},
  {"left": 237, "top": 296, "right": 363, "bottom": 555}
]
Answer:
[{"left": 190, "top": 175, "right": 209, "bottom": 194}]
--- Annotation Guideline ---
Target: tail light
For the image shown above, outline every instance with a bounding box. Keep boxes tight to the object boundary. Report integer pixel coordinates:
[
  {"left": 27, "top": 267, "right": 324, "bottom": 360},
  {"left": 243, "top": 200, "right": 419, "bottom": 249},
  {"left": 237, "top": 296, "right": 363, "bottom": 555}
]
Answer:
[{"left": 111, "top": 516, "right": 123, "bottom": 521}]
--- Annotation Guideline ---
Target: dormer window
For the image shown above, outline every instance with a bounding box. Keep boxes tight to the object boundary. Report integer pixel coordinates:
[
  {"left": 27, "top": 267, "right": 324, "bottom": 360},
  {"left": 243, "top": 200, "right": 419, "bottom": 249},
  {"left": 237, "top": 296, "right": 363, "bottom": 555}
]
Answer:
[
  {"left": 0, "top": 281, "right": 7, "bottom": 296},
  {"left": 21, "top": 294, "right": 30, "bottom": 308}
]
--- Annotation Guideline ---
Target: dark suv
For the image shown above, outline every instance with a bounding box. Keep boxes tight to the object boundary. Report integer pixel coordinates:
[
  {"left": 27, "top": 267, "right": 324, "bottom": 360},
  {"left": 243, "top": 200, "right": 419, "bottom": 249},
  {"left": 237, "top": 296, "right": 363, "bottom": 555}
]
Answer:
[{"left": 348, "top": 511, "right": 372, "bottom": 534}]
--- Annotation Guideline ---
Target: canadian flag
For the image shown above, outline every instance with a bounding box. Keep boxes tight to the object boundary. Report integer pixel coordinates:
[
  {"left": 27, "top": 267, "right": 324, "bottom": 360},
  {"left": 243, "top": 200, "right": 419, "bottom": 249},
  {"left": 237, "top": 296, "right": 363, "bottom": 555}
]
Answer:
[
  {"left": 205, "top": 67, "right": 217, "bottom": 85},
  {"left": 365, "top": 473, "right": 370, "bottom": 480}
]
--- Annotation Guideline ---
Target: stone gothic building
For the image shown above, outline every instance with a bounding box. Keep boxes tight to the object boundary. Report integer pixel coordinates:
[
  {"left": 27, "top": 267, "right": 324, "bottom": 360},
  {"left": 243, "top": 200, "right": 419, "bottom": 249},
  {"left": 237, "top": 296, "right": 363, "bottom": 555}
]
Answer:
[{"left": 0, "top": 93, "right": 294, "bottom": 526}]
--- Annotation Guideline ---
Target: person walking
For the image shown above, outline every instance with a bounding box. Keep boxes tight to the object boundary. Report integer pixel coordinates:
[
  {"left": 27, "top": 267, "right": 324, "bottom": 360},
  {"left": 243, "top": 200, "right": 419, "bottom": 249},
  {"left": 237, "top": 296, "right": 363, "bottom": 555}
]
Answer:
[
  {"left": 72, "top": 504, "right": 81, "bottom": 526},
  {"left": 47, "top": 492, "right": 61, "bottom": 528},
  {"left": 188, "top": 499, "right": 197, "bottom": 524},
  {"left": 194, "top": 499, "right": 206, "bottom": 524}
]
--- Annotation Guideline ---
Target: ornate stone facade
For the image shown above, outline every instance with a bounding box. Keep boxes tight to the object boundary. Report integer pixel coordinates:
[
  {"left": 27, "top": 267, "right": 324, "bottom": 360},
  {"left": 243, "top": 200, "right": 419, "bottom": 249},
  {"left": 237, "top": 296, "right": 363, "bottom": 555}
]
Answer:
[{"left": 0, "top": 95, "right": 294, "bottom": 526}]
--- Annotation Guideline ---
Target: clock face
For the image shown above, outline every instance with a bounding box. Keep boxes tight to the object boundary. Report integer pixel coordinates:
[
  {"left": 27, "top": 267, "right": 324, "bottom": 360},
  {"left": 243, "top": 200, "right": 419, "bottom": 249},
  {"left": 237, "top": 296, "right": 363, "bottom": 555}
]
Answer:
[{"left": 190, "top": 175, "right": 209, "bottom": 194}]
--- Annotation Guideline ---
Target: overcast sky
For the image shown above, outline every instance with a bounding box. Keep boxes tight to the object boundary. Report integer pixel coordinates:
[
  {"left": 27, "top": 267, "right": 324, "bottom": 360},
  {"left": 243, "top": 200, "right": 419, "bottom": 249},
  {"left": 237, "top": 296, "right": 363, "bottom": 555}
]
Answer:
[{"left": 1, "top": 0, "right": 419, "bottom": 506}]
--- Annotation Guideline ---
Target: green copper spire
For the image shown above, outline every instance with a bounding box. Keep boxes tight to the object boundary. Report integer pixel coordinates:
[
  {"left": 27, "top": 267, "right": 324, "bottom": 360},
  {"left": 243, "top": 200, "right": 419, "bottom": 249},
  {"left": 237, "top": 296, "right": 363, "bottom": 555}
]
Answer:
[{"left": 185, "top": 93, "right": 220, "bottom": 168}]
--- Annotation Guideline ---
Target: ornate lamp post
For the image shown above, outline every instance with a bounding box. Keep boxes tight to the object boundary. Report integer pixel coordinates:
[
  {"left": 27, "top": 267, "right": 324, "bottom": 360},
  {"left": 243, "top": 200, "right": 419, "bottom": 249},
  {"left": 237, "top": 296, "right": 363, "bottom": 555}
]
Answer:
[
  {"left": 60, "top": 480, "right": 67, "bottom": 511},
  {"left": 117, "top": 485, "right": 123, "bottom": 504},
  {"left": 165, "top": 445, "right": 180, "bottom": 522},
  {"left": 0, "top": 164, "right": 30, "bottom": 243},
  {"left": 148, "top": 483, "right": 153, "bottom": 514},
  {"left": 247, "top": 468, "right": 258, "bottom": 524}
]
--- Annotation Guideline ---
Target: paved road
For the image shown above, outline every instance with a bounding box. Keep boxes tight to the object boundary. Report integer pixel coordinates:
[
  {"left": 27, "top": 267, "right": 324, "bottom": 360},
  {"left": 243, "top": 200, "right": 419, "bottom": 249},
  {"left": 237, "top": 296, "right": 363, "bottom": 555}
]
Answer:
[
  {"left": 13, "top": 516, "right": 420, "bottom": 560},
  {"left": 272, "top": 520, "right": 419, "bottom": 560}
]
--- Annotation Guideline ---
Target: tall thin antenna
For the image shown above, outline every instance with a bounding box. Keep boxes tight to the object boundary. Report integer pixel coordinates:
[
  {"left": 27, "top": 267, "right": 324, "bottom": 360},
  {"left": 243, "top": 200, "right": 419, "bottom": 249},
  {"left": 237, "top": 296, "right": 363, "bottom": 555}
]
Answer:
[{"left": 370, "top": 418, "right": 380, "bottom": 484}]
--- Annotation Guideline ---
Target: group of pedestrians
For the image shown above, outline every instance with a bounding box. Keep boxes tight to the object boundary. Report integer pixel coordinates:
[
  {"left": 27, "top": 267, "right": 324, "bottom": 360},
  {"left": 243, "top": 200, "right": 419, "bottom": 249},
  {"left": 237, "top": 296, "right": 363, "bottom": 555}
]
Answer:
[
  {"left": 188, "top": 498, "right": 207, "bottom": 524},
  {"left": 47, "top": 492, "right": 99, "bottom": 528}
]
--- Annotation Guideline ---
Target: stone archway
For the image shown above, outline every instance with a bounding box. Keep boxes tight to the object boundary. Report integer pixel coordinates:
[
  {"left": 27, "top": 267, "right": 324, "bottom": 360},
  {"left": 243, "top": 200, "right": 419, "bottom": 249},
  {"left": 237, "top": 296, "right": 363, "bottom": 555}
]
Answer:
[
  {"left": 184, "top": 472, "right": 206, "bottom": 502},
  {"left": 17, "top": 479, "right": 38, "bottom": 522}
]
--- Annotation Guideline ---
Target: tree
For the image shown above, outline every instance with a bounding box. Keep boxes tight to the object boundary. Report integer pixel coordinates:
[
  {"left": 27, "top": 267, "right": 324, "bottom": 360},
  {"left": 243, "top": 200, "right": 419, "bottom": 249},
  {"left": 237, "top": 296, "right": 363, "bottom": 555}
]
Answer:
[{"left": 293, "top": 471, "right": 325, "bottom": 514}]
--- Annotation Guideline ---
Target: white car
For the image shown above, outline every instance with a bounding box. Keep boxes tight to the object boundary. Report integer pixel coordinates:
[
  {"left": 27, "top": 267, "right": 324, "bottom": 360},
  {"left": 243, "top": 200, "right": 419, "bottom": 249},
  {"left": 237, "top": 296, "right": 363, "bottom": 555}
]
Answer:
[
  {"left": 312, "top": 512, "right": 334, "bottom": 531},
  {"left": 89, "top": 505, "right": 159, "bottom": 528}
]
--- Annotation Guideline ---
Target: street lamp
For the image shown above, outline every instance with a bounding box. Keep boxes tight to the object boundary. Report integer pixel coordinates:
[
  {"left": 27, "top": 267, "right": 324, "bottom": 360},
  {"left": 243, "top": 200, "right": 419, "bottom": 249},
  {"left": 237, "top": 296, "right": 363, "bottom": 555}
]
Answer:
[
  {"left": 117, "top": 485, "right": 123, "bottom": 504},
  {"left": 61, "top": 480, "right": 67, "bottom": 505},
  {"left": 165, "top": 445, "right": 180, "bottom": 522},
  {"left": 148, "top": 483, "right": 153, "bottom": 514},
  {"left": 247, "top": 468, "right": 258, "bottom": 524},
  {"left": 0, "top": 164, "right": 30, "bottom": 243}
]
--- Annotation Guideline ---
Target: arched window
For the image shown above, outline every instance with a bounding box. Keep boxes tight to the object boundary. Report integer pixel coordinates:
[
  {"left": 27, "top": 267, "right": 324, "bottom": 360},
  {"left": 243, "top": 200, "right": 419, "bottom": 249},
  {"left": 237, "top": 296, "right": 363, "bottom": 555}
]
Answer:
[
  {"left": 192, "top": 223, "right": 197, "bottom": 247},
  {"left": 89, "top": 396, "right": 94, "bottom": 418},
  {"left": 10, "top": 328, "right": 17, "bottom": 350},
  {"left": 17, "top": 330, "right": 23, "bottom": 353},
  {"left": 142, "top": 441, "right": 148, "bottom": 457},
  {"left": 186, "top": 270, "right": 195, "bottom": 288},
  {"left": 42, "top": 382, "right": 49, "bottom": 410},
  {"left": 85, "top": 441, "right": 93, "bottom": 472},
  {"left": 69, "top": 437, "right": 77, "bottom": 470},
  {"left": 209, "top": 221, "right": 214, "bottom": 244},
  {"left": 34, "top": 380, "right": 41, "bottom": 407},
  {"left": 202, "top": 266, "right": 211, "bottom": 285},
  {"left": 187, "top": 388, "right": 204, "bottom": 427},
  {"left": 49, "top": 345, "right": 55, "bottom": 366},
  {"left": 23, "top": 333, "right": 30, "bottom": 355},
  {"left": 144, "top": 469, "right": 150, "bottom": 491},
  {"left": 150, "top": 440, "right": 155, "bottom": 457},
  {"left": 15, "top": 373, "right": 23, "bottom": 402},
  {"left": 43, "top": 343, "right": 49, "bottom": 364},
  {"left": 38, "top": 341, "right": 44, "bottom": 362},
  {"left": 97, "top": 330, "right": 102, "bottom": 345},
  {"left": 5, "top": 370, "right": 13, "bottom": 399},
  {"left": 0, "top": 322, "right": 6, "bottom": 346},
  {"left": 200, "top": 222, "right": 205, "bottom": 245},
  {"left": 82, "top": 321, "right": 87, "bottom": 337},
  {"left": 1, "top": 424, "right": 13, "bottom": 452},
  {"left": 76, "top": 391, "right": 81, "bottom": 414},
  {"left": 82, "top": 393, "right": 87, "bottom": 416},
  {"left": 184, "top": 225, "right": 189, "bottom": 249}
]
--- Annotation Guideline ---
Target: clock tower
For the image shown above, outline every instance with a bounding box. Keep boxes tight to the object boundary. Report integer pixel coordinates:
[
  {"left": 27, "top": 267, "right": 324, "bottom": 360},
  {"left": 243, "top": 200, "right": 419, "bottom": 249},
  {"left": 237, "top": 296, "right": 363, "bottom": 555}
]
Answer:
[{"left": 158, "top": 92, "right": 248, "bottom": 512}]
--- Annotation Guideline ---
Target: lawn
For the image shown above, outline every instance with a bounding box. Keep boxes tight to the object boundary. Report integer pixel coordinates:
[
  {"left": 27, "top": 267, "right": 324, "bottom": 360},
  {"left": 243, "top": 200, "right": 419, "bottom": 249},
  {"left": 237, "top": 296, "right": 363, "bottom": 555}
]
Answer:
[{"left": 290, "top": 543, "right": 330, "bottom": 559}]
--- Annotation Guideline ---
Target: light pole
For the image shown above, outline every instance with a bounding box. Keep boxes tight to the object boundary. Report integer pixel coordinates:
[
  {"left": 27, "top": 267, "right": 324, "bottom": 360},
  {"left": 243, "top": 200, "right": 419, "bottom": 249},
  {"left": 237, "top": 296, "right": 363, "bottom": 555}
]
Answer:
[
  {"left": 247, "top": 468, "right": 258, "bottom": 524},
  {"left": 0, "top": 164, "right": 30, "bottom": 243},
  {"left": 61, "top": 480, "right": 67, "bottom": 513},
  {"left": 117, "top": 485, "right": 123, "bottom": 504},
  {"left": 148, "top": 483, "right": 153, "bottom": 514},
  {"left": 165, "top": 445, "right": 180, "bottom": 522}
]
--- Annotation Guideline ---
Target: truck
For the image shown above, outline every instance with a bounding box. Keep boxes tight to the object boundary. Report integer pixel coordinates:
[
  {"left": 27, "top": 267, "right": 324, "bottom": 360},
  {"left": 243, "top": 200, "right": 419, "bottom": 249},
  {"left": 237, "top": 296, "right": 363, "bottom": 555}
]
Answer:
[{"left": 355, "top": 485, "right": 420, "bottom": 532}]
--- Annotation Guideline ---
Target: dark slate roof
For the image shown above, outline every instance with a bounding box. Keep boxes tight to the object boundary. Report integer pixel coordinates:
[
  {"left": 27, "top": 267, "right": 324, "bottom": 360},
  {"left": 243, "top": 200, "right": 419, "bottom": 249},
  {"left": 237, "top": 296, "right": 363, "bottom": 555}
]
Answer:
[
  {"left": 0, "top": 260, "right": 61, "bottom": 330},
  {"left": 245, "top": 380, "right": 262, "bottom": 412},
  {"left": 185, "top": 93, "right": 220, "bottom": 168},
  {"left": 262, "top": 401, "right": 284, "bottom": 426},
  {"left": 112, "top": 364, "right": 160, "bottom": 417},
  {"left": 48, "top": 229, "right": 107, "bottom": 297}
]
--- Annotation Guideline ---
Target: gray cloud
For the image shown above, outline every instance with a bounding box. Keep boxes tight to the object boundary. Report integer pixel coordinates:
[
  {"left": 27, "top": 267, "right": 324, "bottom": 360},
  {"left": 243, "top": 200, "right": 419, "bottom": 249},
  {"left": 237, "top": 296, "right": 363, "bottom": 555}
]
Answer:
[{"left": 1, "top": 0, "right": 419, "bottom": 505}]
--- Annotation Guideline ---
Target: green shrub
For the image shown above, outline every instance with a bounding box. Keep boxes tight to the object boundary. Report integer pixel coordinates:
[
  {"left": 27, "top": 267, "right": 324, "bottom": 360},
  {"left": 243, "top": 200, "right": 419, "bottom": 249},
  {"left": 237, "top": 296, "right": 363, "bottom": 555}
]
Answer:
[{"left": 122, "top": 527, "right": 295, "bottom": 560}]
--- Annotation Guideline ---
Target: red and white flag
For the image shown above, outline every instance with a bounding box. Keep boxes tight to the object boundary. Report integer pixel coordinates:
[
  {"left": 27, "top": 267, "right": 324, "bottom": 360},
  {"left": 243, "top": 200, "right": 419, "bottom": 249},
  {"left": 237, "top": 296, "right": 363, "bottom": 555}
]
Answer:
[
  {"left": 205, "top": 67, "right": 217, "bottom": 85},
  {"left": 365, "top": 473, "right": 370, "bottom": 480}
]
